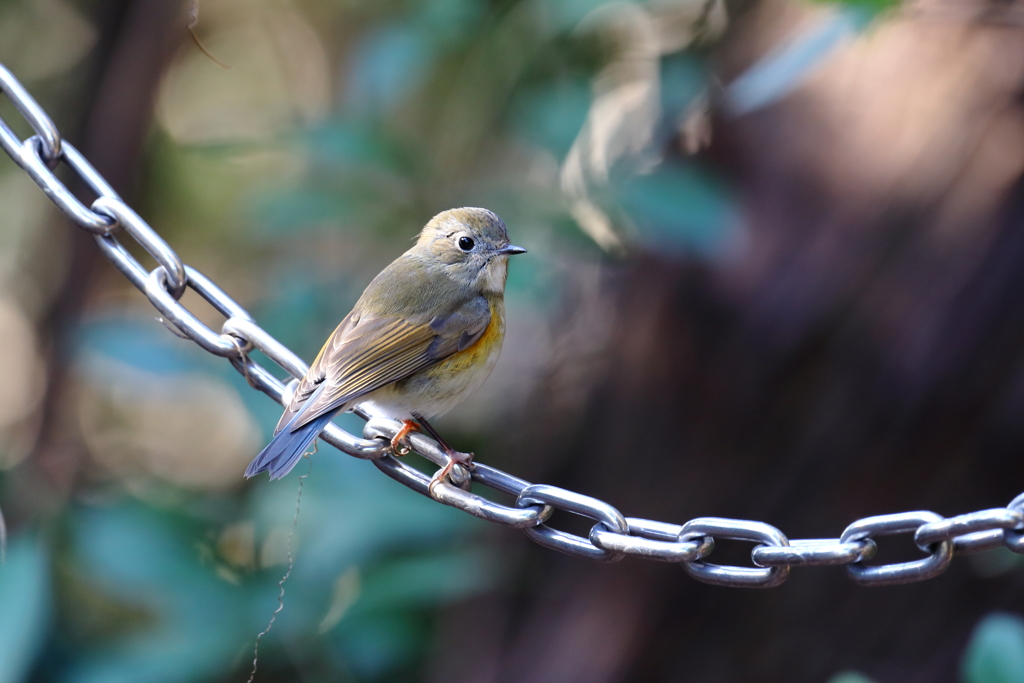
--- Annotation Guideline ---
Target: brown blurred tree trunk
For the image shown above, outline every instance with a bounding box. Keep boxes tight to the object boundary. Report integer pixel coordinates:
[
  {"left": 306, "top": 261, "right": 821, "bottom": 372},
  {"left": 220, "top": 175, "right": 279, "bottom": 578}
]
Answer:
[{"left": 24, "top": 0, "right": 187, "bottom": 507}]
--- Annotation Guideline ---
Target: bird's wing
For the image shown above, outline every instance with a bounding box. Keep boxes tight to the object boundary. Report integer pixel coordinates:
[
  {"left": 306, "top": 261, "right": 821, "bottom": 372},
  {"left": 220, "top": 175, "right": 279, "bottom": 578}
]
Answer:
[{"left": 279, "top": 297, "right": 492, "bottom": 433}]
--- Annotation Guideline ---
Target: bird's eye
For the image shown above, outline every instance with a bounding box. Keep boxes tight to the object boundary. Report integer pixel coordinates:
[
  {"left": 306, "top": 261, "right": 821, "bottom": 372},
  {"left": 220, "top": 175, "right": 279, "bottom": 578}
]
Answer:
[{"left": 458, "top": 236, "right": 475, "bottom": 251}]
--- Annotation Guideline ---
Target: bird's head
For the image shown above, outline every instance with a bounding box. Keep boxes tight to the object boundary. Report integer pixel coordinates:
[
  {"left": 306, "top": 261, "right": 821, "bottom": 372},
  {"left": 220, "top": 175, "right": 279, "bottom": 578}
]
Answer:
[{"left": 413, "top": 207, "right": 526, "bottom": 294}]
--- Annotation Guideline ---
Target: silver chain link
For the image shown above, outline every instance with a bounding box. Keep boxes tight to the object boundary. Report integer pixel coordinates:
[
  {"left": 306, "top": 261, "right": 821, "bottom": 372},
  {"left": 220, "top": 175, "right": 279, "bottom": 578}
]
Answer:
[{"left": 3, "top": 63, "right": 1023, "bottom": 587}]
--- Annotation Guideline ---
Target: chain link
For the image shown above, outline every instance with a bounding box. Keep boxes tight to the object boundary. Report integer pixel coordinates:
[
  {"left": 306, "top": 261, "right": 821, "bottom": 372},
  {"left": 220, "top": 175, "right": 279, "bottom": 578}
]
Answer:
[
  {"left": 2, "top": 63, "right": 1023, "bottom": 587},
  {"left": 591, "top": 518, "right": 713, "bottom": 563},
  {"left": 0, "top": 65, "right": 60, "bottom": 162},
  {"left": 679, "top": 518, "right": 791, "bottom": 587},
  {"left": 840, "top": 512, "right": 954, "bottom": 586}
]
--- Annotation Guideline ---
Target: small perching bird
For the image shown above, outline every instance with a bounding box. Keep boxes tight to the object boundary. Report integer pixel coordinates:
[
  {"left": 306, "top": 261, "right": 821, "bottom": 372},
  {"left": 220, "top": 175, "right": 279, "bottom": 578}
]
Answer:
[{"left": 245, "top": 208, "right": 526, "bottom": 483}]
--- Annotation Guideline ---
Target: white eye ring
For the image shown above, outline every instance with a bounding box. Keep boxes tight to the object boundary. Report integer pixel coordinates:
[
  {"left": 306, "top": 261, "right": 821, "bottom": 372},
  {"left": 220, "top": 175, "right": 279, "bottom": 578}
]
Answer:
[{"left": 458, "top": 236, "right": 475, "bottom": 251}]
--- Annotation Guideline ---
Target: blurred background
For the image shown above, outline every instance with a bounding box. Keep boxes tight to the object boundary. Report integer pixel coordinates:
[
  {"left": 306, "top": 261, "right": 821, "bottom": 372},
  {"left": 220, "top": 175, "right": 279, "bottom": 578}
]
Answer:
[{"left": 1, "top": 0, "right": 1024, "bottom": 681}]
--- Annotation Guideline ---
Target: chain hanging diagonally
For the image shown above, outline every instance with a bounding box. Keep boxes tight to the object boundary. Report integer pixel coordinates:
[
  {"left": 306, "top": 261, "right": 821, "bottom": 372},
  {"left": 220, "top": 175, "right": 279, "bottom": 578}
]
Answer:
[{"left": 2, "top": 62, "right": 1024, "bottom": 588}]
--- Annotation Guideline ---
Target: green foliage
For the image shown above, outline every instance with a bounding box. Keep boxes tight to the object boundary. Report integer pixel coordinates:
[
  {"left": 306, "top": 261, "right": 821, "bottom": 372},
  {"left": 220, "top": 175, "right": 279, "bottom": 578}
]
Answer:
[
  {"left": 1, "top": 0, "right": 873, "bottom": 679},
  {"left": 962, "top": 614, "right": 1024, "bottom": 683},
  {"left": 620, "top": 163, "right": 736, "bottom": 256},
  {"left": 0, "top": 536, "right": 50, "bottom": 683},
  {"left": 806, "top": 0, "right": 897, "bottom": 19},
  {"left": 65, "top": 505, "right": 244, "bottom": 683},
  {"left": 827, "top": 672, "right": 877, "bottom": 683}
]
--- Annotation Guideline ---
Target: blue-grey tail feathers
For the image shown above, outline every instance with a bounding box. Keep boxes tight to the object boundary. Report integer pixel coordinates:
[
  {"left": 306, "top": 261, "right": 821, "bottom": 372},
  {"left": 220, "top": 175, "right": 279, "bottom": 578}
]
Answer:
[{"left": 245, "top": 408, "right": 340, "bottom": 480}]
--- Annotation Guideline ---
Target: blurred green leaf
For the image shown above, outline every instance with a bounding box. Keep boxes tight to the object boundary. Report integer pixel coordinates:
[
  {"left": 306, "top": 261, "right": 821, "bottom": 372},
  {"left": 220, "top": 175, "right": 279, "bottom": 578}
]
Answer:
[
  {"left": 253, "top": 450, "right": 481, "bottom": 580},
  {"left": 962, "top": 613, "right": 1024, "bottom": 683},
  {"left": 412, "top": 0, "right": 484, "bottom": 45},
  {"left": 660, "top": 54, "right": 708, "bottom": 116},
  {"left": 68, "top": 505, "right": 245, "bottom": 683},
  {"left": 621, "top": 164, "right": 736, "bottom": 255},
  {"left": 513, "top": 80, "right": 592, "bottom": 156},
  {"left": 334, "top": 612, "right": 423, "bottom": 679},
  {"left": 346, "top": 25, "right": 432, "bottom": 115},
  {"left": 76, "top": 317, "right": 215, "bottom": 377},
  {"left": 352, "top": 548, "right": 496, "bottom": 612},
  {"left": 828, "top": 672, "right": 877, "bottom": 683},
  {"left": 810, "top": 0, "right": 896, "bottom": 17},
  {"left": 0, "top": 535, "right": 50, "bottom": 683},
  {"left": 307, "top": 122, "right": 403, "bottom": 169},
  {"left": 539, "top": 0, "right": 620, "bottom": 31}
]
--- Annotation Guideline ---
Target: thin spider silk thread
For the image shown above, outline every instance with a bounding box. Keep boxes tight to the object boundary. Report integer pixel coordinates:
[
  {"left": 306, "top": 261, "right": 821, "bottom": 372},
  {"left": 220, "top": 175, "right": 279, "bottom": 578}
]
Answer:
[
  {"left": 246, "top": 448, "right": 314, "bottom": 683},
  {"left": 229, "top": 339, "right": 256, "bottom": 389}
]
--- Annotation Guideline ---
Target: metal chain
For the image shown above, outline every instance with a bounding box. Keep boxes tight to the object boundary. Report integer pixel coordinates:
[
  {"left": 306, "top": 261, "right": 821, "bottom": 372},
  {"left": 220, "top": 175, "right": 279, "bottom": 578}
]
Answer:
[{"left": 3, "top": 63, "right": 1023, "bottom": 588}]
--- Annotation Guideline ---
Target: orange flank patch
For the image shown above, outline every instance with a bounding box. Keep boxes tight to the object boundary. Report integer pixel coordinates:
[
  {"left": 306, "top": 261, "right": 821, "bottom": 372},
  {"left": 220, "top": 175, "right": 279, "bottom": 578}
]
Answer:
[
  {"left": 423, "top": 298, "right": 505, "bottom": 379},
  {"left": 446, "top": 300, "right": 504, "bottom": 371}
]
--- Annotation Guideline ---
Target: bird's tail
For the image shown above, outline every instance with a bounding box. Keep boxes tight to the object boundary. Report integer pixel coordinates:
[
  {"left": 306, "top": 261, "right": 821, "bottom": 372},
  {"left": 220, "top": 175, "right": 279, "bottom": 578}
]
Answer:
[{"left": 245, "top": 408, "right": 339, "bottom": 480}]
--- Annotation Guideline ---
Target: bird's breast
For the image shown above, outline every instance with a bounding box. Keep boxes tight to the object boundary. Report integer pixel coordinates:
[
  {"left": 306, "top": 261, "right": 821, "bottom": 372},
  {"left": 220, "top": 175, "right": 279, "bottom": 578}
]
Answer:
[{"left": 363, "top": 297, "right": 506, "bottom": 419}]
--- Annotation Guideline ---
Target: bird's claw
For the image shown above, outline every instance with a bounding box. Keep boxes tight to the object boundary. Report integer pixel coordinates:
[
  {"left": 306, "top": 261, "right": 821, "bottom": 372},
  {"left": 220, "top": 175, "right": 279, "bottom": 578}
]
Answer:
[
  {"left": 429, "top": 450, "right": 475, "bottom": 494},
  {"left": 390, "top": 419, "right": 420, "bottom": 456}
]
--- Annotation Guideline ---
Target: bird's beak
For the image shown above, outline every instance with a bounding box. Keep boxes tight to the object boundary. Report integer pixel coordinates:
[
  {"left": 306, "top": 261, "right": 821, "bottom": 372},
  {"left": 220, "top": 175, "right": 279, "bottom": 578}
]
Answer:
[{"left": 493, "top": 244, "right": 527, "bottom": 256}]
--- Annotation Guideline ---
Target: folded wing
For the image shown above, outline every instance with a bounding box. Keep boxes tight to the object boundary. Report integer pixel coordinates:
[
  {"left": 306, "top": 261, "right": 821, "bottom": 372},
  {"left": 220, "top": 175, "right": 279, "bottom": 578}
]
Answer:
[{"left": 280, "top": 296, "right": 492, "bottom": 434}]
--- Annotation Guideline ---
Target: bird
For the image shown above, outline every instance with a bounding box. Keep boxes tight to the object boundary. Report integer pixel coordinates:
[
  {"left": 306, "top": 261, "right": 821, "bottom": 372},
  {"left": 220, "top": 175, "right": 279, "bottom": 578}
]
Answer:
[{"left": 244, "top": 207, "right": 526, "bottom": 484}]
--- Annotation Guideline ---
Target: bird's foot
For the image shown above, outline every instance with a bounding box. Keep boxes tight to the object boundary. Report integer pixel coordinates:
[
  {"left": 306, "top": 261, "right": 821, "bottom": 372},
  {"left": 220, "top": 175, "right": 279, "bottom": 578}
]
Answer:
[
  {"left": 429, "top": 448, "right": 475, "bottom": 493},
  {"left": 403, "top": 413, "right": 473, "bottom": 492},
  {"left": 390, "top": 419, "right": 420, "bottom": 456}
]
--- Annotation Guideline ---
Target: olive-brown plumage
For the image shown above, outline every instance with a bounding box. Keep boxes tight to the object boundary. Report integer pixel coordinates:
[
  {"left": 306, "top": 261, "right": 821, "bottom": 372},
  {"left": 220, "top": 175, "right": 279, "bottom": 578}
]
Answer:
[{"left": 245, "top": 208, "right": 525, "bottom": 480}]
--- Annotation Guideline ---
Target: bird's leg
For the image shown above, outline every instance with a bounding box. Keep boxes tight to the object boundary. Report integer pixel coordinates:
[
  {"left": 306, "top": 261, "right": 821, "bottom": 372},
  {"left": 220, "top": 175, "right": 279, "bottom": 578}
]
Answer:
[
  {"left": 431, "top": 450, "right": 475, "bottom": 490},
  {"left": 390, "top": 419, "right": 420, "bottom": 456},
  {"left": 411, "top": 412, "right": 453, "bottom": 451},
  {"left": 412, "top": 412, "right": 474, "bottom": 488}
]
